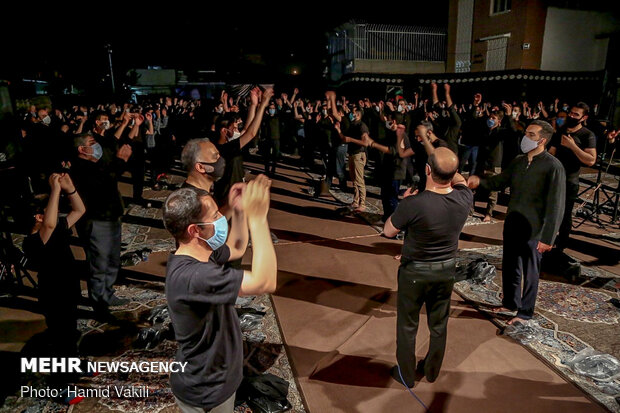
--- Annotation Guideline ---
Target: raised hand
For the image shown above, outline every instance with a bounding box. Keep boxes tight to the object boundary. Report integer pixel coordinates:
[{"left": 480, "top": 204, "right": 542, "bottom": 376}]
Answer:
[
  {"left": 49, "top": 173, "right": 61, "bottom": 193},
  {"left": 261, "top": 89, "right": 274, "bottom": 106},
  {"left": 561, "top": 134, "right": 576, "bottom": 149},
  {"left": 467, "top": 175, "right": 480, "bottom": 189},
  {"left": 117, "top": 144, "right": 132, "bottom": 162},
  {"left": 502, "top": 103, "right": 512, "bottom": 116},
  {"left": 250, "top": 87, "right": 260, "bottom": 106},
  {"left": 325, "top": 91, "right": 336, "bottom": 101},
  {"left": 59, "top": 173, "right": 76, "bottom": 193},
  {"left": 242, "top": 174, "right": 271, "bottom": 221},
  {"left": 443, "top": 83, "right": 451, "bottom": 93},
  {"left": 228, "top": 182, "right": 247, "bottom": 213}
]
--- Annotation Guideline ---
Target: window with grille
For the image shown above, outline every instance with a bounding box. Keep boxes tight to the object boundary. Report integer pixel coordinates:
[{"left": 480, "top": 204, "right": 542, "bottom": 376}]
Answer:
[{"left": 491, "top": 0, "right": 511, "bottom": 15}]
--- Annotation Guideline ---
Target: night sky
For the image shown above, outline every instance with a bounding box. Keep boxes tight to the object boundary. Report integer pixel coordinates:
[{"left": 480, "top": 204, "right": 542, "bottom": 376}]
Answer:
[{"left": 3, "top": 4, "right": 449, "bottom": 89}]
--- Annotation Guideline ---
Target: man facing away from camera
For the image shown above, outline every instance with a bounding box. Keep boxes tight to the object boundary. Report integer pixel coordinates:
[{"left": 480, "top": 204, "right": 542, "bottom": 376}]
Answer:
[
  {"left": 163, "top": 174, "right": 276, "bottom": 413},
  {"left": 383, "top": 147, "right": 472, "bottom": 387}
]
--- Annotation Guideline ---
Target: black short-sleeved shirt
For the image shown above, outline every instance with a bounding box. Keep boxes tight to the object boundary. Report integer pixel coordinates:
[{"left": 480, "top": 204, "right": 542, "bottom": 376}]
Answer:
[
  {"left": 23, "top": 217, "right": 75, "bottom": 274},
  {"left": 214, "top": 139, "right": 243, "bottom": 202},
  {"left": 347, "top": 121, "right": 370, "bottom": 155},
  {"left": 550, "top": 126, "right": 596, "bottom": 182},
  {"left": 165, "top": 246, "right": 244, "bottom": 409},
  {"left": 391, "top": 185, "right": 473, "bottom": 263}
]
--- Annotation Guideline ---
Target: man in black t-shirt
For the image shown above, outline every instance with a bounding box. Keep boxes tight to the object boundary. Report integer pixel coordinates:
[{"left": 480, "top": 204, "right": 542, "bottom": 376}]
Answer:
[
  {"left": 71, "top": 133, "right": 132, "bottom": 321},
  {"left": 23, "top": 173, "right": 85, "bottom": 359},
  {"left": 213, "top": 88, "right": 272, "bottom": 205},
  {"left": 383, "top": 148, "right": 472, "bottom": 388},
  {"left": 396, "top": 121, "right": 448, "bottom": 191},
  {"left": 548, "top": 102, "right": 596, "bottom": 266},
  {"left": 163, "top": 175, "right": 276, "bottom": 413}
]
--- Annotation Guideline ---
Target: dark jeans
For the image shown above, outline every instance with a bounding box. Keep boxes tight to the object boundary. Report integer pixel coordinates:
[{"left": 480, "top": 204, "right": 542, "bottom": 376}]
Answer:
[
  {"left": 130, "top": 143, "right": 145, "bottom": 201},
  {"left": 262, "top": 139, "right": 280, "bottom": 174},
  {"left": 381, "top": 179, "right": 401, "bottom": 221},
  {"left": 555, "top": 180, "right": 580, "bottom": 252},
  {"left": 80, "top": 219, "right": 122, "bottom": 312},
  {"left": 459, "top": 145, "right": 479, "bottom": 174},
  {"left": 397, "top": 259, "right": 455, "bottom": 386},
  {"left": 502, "top": 237, "right": 542, "bottom": 319}
]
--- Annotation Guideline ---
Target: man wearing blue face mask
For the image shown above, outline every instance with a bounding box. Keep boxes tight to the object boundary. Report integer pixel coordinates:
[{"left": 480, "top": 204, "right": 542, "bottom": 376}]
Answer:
[
  {"left": 476, "top": 107, "right": 518, "bottom": 222},
  {"left": 163, "top": 175, "right": 276, "bottom": 413},
  {"left": 468, "top": 120, "right": 565, "bottom": 325},
  {"left": 71, "top": 132, "right": 133, "bottom": 322}
]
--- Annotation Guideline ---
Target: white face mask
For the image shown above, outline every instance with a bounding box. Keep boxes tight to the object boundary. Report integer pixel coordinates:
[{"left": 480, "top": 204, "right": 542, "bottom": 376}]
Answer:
[
  {"left": 520, "top": 135, "right": 540, "bottom": 153},
  {"left": 385, "top": 121, "right": 392, "bottom": 129},
  {"left": 100, "top": 120, "right": 111, "bottom": 130},
  {"left": 42, "top": 115, "right": 51, "bottom": 125},
  {"left": 228, "top": 131, "right": 241, "bottom": 141},
  {"left": 397, "top": 105, "right": 404, "bottom": 113}
]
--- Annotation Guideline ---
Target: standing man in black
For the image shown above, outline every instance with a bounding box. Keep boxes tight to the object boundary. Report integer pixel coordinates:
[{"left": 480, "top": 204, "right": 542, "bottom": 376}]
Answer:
[
  {"left": 468, "top": 120, "right": 566, "bottom": 324},
  {"left": 71, "top": 133, "right": 133, "bottom": 321},
  {"left": 383, "top": 147, "right": 472, "bottom": 387},
  {"left": 548, "top": 102, "right": 597, "bottom": 269}
]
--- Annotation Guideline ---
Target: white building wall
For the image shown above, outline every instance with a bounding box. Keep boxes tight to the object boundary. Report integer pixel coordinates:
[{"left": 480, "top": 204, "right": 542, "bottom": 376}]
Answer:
[{"left": 541, "top": 7, "right": 617, "bottom": 72}]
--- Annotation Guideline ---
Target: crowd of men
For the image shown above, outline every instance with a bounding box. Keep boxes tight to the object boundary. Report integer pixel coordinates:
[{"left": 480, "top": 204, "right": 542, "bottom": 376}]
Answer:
[{"left": 4, "top": 82, "right": 619, "bottom": 410}]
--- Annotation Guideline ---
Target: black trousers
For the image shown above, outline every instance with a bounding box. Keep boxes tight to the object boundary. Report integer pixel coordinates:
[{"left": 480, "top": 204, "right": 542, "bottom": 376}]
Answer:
[
  {"left": 78, "top": 219, "right": 122, "bottom": 313},
  {"left": 502, "top": 238, "right": 542, "bottom": 319},
  {"left": 38, "top": 268, "right": 81, "bottom": 356},
  {"left": 397, "top": 259, "right": 455, "bottom": 386},
  {"left": 262, "top": 139, "right": 280, "bottom": 174},
  {"left": 555, "top": 180, "right": 580, "bottom": 252}
]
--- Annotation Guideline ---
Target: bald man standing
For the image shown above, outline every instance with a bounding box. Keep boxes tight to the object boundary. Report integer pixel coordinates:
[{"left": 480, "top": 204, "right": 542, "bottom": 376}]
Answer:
[{"left": 384, "top": 147, "right": 473, "bottom": 387}]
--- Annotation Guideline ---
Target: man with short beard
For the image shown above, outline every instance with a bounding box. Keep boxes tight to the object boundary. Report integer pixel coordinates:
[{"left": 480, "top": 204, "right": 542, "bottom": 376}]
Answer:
[{"left": 548, "top": 102, "right": 597, "bottom": 270}]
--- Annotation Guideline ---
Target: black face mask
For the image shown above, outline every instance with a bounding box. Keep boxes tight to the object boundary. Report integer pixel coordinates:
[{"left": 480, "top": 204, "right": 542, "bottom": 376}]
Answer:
[
  {"left": 565, "top": 116, "right": 581, "bottom": 128},
  {"left": 199, "top": 157, "right": 226, "bottom": 181}
]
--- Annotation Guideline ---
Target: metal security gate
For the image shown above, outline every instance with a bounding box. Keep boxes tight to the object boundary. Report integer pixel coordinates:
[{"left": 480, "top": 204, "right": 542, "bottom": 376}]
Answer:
[{"left": 486, "top": 36, "right": 508, "bottom": 71}]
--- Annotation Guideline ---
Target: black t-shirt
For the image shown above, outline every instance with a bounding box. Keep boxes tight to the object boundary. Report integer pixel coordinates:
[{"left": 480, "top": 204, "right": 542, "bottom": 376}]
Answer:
[
  {"left": 550, "top": 126, "right": 596, "bottom": 182},
  {"left": 71, "top": 152, "right": 126, "bottom": 221},
  {"left": 391, "top": 185, "right": 473, "bottom": 263},
  {"left": 165, "top": 246, "right": 244, "bottom": 409},
  {"left": 214, "top": 139, "right": 243, "bottom": 203},
  {"left": 347, "top": 121, "right": 370, "bottom": 155},
  {"left": 23, "top": 217, "right": 75, "bottom": 274}
]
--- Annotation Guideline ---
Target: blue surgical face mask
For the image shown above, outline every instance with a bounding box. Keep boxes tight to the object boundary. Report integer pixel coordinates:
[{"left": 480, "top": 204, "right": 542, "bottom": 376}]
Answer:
[
  {"left": 196, "top": 215, "right": 228, "bottom": 250},
  {"left": 349, "top": 113, "right": 355, "bottom": 121},
  {"left": 89, "top": 143, "right": 103, "bottom": 160},
  {"left": 487, "top": 118, "right": 496, "bottom": 128},
  {"left": 555, "top": 117, "right": 565, "bottom": 127},
  {"left": 268, "top": 108, "right": 276, "bottom": 116}
]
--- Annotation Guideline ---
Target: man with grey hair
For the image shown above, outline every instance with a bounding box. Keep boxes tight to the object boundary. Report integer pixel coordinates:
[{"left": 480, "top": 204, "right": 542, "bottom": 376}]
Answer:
[
  {"left": 468, "top": 120, "right": 565, "bottom": 325},
  {"left": 180, "top": 138, "right": 225, "bottom": 195}
]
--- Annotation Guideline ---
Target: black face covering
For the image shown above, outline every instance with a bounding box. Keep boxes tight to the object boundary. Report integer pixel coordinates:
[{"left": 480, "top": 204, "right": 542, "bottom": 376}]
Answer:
[
  {"left": 565, "top": 116, "right": 581, "bottom": 128},
  {"left": 200, "top": 157, "right": 226, "bottom": 181}
]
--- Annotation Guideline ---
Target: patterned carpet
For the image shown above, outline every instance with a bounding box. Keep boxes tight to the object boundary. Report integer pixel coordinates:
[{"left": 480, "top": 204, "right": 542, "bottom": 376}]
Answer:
[
  {"left": 2, "top": 284, "right": 305, "bottom": 413},
  {"left": 454, "top": 246, "right": 620, "bottom": 413}
]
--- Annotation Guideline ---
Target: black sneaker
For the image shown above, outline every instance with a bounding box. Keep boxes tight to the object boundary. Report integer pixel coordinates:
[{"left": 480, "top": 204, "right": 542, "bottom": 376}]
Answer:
[
  {"left": 109, "top": 295, "right": 130, "bottom": 307},
  {"left": 390, "top": 365, "right": 415, "bottom": 388}
]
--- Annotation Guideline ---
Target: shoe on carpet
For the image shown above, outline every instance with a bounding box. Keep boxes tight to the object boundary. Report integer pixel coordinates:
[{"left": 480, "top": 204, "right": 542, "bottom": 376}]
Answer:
[
  {"left": 109, "top": 295, "right": 130, "bottom": 307},
  {"left": 390, "top": 365, "right": 415, "bottom": 388}
]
